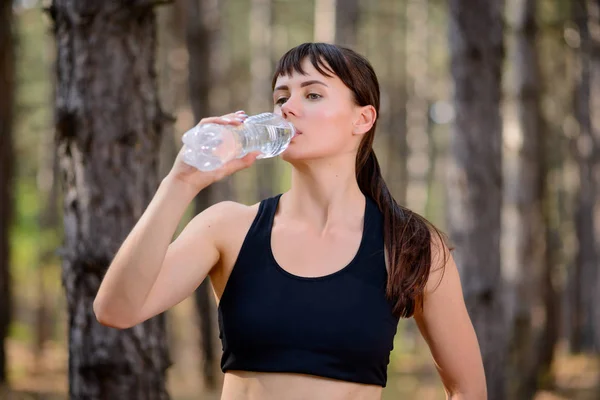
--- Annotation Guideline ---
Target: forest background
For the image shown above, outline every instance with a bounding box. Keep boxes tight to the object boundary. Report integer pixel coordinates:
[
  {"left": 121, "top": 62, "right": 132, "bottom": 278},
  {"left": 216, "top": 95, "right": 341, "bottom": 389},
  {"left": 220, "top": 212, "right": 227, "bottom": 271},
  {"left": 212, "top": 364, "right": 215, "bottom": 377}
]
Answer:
[{"left": 1, "top": 0, "right": 600, "bottom": 399}]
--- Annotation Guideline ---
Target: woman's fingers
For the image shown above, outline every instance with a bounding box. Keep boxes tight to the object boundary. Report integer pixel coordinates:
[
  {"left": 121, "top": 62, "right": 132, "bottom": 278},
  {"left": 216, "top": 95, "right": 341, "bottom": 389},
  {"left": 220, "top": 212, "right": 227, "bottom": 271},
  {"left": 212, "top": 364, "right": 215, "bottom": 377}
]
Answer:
[
  {"left": 198, "top": 111, "right": 248, "bottom": 127},
  {"left": 179, "top": 111, "right": 254, "bottom": 183},
  {"left": 213, "top": 151, "right": 260, "bottom": 180},
  {"left": 228, "top": 151, "right": 260, "bottom": 172}
]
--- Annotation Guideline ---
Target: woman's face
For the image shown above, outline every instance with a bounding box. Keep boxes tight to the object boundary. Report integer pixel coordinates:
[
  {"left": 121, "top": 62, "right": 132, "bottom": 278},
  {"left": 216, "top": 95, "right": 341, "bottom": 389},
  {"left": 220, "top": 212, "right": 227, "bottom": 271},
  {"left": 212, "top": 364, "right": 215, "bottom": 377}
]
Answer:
[{"left": 273, "top": 58, "right": 363, "bottom": 163}]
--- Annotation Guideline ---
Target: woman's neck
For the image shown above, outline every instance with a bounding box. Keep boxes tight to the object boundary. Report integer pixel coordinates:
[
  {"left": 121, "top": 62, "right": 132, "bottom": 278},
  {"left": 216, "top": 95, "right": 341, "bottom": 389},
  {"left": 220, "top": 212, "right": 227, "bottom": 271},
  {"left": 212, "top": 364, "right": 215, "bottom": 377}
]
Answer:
[{"left": 281, "top": 155, "right": 365, "bottom": 232}]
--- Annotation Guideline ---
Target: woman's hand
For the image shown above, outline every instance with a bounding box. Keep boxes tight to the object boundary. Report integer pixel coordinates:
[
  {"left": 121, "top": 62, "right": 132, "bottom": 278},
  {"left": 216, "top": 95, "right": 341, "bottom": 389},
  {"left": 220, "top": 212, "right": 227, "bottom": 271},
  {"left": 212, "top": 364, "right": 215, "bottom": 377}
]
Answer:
[{"left": 166, "top": 110, "right": 259, "bottom": 192}]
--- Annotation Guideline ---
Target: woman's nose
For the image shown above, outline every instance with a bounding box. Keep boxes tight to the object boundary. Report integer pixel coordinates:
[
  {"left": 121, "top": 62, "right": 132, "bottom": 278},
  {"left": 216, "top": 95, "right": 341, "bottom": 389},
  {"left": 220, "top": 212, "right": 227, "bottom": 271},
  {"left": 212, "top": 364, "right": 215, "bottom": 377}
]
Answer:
[{"left": 281, "top": 96, "right": 300, "bottom": 118}]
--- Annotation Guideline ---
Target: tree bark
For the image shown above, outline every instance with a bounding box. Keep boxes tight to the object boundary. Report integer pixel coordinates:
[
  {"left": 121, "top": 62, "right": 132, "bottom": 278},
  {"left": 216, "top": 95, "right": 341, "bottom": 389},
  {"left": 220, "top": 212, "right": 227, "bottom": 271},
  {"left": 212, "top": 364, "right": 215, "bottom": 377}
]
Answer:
[
  {"left": 570, "top": 0, "right": 599, "bottom": 354},
  {"left": 505, "top": 0, "right": 552, "bottom": 397},
  {"left": 0, "top": 0, "right": 15, "bottom": 385},
  {"left": 447, "top": 1, "right": 506, "bottom": 398},
  {"left": 34, "top": 142, "right": 61, "bottom": 371},
  {"left": 51, "top": 1, "right": 171, "bottom": 398}
]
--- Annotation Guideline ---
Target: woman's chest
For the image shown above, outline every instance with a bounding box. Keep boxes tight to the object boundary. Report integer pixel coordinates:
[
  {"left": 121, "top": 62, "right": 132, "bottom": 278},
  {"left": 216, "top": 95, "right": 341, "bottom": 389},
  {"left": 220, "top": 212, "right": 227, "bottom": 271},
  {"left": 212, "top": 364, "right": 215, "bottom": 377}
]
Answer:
[{"left": 270, "top": 223, "right": 364, "bottom": 278}]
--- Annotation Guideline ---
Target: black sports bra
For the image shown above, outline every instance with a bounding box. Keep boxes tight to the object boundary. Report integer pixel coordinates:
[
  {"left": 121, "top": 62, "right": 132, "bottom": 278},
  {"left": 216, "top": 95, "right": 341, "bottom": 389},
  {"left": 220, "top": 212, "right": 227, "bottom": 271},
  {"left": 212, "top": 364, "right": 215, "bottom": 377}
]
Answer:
[{"left": 217, "top": 194, "right": 399, "bottom": 387}]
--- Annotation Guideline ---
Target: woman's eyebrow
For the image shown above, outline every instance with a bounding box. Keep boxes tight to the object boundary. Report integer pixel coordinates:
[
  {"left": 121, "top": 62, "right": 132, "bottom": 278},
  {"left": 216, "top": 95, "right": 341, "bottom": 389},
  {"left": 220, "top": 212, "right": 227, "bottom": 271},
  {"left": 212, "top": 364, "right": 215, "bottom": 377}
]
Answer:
[{"left": 273, "top": 80, "right": 329, "bottom": 92}]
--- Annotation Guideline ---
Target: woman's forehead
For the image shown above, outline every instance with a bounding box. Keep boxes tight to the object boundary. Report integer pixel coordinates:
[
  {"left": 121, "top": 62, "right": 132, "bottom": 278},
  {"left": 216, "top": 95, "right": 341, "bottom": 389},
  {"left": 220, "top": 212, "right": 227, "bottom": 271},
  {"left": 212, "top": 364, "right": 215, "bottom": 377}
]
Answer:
[{"left": 274, "top": 59, "right": 338, "bottom": 88}]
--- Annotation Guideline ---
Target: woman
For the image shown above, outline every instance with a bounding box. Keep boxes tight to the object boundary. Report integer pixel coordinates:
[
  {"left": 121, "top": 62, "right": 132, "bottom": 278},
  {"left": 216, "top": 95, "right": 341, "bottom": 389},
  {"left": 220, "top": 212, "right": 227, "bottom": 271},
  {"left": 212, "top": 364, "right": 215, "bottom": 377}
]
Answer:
[{"left": 94, "top": 43, "right": 486, "bottom": 400}]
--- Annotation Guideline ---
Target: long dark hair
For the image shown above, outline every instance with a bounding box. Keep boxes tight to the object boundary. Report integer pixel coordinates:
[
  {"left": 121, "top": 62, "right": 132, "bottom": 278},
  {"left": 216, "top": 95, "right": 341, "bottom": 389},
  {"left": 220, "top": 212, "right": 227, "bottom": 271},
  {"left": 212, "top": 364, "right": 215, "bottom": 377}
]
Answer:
[{"left": 272, "top": 43, "right": 449, "bottom": 318}]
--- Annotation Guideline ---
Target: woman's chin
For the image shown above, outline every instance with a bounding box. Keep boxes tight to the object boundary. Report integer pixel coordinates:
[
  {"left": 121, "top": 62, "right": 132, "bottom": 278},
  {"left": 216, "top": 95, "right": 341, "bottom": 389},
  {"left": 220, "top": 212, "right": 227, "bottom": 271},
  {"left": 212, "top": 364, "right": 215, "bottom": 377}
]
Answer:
[
  {"left": 280, "top": 148, "right": 301, "bottom": 163},
  {"left": 281, "top": 144, "right": 345, "bottom": 164},
  {"left": 281, "top": 151, "right": 327, "bottom": 167},
  {"left": 281, "top": 147, "right": 314, "bottom": 162}
]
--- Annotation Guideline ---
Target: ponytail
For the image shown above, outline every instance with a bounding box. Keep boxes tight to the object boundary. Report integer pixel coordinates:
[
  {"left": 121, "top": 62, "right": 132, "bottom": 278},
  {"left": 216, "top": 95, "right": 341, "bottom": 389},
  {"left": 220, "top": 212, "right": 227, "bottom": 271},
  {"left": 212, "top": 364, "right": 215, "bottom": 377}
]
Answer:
[{"left": 356, "top": 148, "right": 449, "bottom": 318}]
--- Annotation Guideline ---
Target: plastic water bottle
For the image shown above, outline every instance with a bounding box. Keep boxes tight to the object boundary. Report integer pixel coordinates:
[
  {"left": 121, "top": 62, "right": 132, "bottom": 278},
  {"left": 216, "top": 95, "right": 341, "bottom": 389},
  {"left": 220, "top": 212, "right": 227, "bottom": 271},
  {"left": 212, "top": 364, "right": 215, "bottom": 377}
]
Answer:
[{"left": 181, "top": 112, "right": 296, "bottom": 172}]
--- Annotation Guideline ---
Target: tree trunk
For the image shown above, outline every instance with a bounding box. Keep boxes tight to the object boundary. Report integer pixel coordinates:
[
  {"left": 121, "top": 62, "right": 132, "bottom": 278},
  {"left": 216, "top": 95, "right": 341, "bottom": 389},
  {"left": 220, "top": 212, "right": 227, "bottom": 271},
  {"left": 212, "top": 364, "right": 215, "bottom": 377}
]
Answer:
[
  {"left": 156, "top": 3, "right": 184, "bottom": 181},
  {"left": 314, "top": 0, "right": 336, "bottom": 43},
  {"left": 586, "top": 0, "right": 600, "bottom": 354},
  {"left": 385, "top": 85, "right": 408, "bottom": 208},
  {"left": 184, "top": 0, "right": 227, "bottom": 388},
  {"left": 536, "top": 10, "right": 560, "bottom": 392},
  {"left": 249, "top": 0, "right": 277, "bottom": 200},
  {"left": 383, "top": 0, "right": 408, "bottom": 206},
  {"left": 570, "top": 0, "right": 598, "bottom": 354},
  {"left": 335, "top": 0, "right": 359, "bottom": 48},
  {"left": 0, "top": 0, "right": 15, "bottom": 385},
  {"left": 51, "top": 1, "right": 171, "bottom": 398},
  {"left": 536, "top": 0, "right": 571, "bottom": 383},
  {"left": 34, "top": 142, "right": 60, "bottom": 371},
  {"left": 505, "top": 0, "right": 551, "bottom": 397},
  {"left": 447, "top": 1, "right": 506, "bottom": 398},
  {"left": 313, "top": 0, "right": 359, "bottom": 47},
  {"left": 405, "top": 0, "right": 431, "bottom": 215}
]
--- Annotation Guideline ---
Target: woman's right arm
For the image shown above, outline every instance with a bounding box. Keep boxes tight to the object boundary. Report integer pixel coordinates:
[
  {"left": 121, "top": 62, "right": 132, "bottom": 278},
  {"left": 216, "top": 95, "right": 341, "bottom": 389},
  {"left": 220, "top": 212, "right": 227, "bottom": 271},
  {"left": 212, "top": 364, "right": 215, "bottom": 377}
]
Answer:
[
  {"left": 93, "top": 112, "right": 255, "bottom": 329},
  {"left": 93, "top": 176, "right": 206, "bottom": 329}
]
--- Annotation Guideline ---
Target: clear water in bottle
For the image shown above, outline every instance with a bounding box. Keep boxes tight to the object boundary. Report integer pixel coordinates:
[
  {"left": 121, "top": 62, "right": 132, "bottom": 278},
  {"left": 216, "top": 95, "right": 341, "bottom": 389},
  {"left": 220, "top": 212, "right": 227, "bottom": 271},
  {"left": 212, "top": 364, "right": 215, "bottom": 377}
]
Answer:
[{"left": 181, "top": 112, "right": 295, "bottom": 172}]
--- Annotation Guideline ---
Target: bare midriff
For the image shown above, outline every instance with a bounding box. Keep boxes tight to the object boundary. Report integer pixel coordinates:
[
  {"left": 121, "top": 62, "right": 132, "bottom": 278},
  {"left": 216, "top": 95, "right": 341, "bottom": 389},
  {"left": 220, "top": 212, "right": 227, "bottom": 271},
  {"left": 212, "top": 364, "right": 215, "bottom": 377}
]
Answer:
[{"left": 220, "top": 370, "right": 383, "bottom": 400}]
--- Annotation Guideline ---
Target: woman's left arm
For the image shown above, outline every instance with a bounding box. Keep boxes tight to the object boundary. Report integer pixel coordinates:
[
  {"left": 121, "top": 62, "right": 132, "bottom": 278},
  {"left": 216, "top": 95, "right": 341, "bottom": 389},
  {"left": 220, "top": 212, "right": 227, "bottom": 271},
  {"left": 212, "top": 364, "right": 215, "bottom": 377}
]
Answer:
[{"left": 413, "top": 240, "right": 487, "bottom": 400}]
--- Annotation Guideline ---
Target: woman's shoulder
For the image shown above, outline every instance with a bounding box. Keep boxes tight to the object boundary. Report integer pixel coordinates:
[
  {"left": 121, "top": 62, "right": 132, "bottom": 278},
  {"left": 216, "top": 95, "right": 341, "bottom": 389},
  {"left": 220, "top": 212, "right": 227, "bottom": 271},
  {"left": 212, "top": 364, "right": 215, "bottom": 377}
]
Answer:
[
  {"left": 202, "top": 194, "right": 282, "bottom": 241},
  {"left": 201, "top": 200, "right": 261, "bottom": 229}
]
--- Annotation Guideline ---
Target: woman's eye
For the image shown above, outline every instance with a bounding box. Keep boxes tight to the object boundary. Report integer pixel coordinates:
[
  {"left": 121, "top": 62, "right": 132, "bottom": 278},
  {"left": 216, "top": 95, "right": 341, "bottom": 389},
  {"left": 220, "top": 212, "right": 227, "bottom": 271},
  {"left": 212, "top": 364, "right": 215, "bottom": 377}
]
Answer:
[{"left": 275, "top": 93, "right": 320, "bottom": 106}]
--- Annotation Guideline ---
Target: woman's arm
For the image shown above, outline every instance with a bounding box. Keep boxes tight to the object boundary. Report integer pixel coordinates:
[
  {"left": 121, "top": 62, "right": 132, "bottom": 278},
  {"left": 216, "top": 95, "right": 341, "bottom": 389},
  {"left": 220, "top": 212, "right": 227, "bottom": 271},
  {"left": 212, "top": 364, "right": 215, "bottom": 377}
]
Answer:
[
  {"left": 94, "top": 113, "right": 256, "bottom": 328},
  {"left": 93, "top": 176, "right": 209, "bottom": 328},
  {"left": 414, "top": 240, "right": 487, "bottom": 400}
]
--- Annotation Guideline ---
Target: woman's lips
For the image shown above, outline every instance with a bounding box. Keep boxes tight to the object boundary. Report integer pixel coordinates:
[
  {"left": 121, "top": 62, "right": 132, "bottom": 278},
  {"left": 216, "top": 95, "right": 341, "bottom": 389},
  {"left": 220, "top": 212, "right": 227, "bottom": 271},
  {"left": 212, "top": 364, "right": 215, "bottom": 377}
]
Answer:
[{"left": 291, "top": 130, "right": 302, "bottom": 141}]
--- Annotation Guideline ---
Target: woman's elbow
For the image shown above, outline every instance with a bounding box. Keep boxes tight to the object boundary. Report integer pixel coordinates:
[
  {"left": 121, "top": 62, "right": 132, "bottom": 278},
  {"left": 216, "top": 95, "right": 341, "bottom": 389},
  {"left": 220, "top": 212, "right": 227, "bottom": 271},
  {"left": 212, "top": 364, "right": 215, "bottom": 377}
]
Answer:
[{"left": 93, "top": 297, "right": 137, "bottom": 330}]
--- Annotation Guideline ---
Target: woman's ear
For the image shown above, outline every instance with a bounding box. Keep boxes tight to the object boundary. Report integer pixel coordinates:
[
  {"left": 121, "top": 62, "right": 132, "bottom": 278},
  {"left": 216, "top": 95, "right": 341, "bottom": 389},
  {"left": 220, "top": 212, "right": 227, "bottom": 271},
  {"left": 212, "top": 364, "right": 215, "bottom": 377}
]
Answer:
[{"left": 352, "top": 105, "right": 377, "bottom": 135}]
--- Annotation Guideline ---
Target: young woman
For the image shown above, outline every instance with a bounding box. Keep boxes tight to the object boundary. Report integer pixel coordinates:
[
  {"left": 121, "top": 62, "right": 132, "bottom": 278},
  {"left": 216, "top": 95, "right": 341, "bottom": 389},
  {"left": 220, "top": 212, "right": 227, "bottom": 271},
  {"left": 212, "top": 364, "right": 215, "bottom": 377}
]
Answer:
[{"left": 94, "top": 43, "right": 486, "bottom": 400}]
